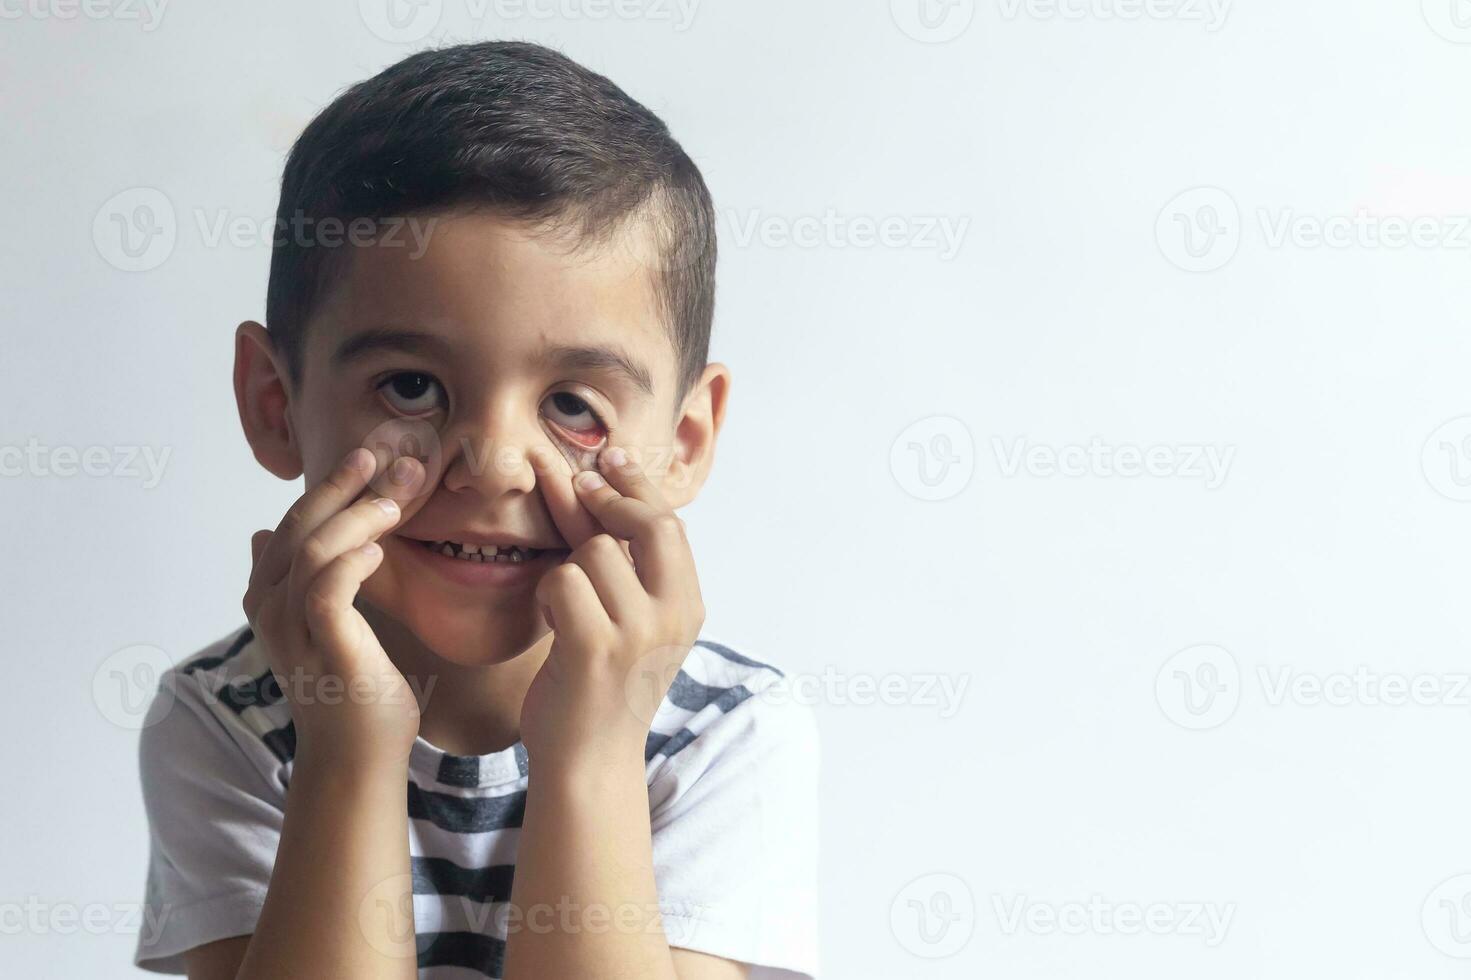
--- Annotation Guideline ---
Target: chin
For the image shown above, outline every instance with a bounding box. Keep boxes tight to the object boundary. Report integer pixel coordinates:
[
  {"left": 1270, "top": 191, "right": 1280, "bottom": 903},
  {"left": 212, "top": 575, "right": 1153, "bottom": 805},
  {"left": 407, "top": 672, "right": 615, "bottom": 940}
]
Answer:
[
  {"left": 358, "top": 545, "right": 551, "bottom": 668},
  {"left": 408, "top": 615, "right": 545, "bottom": 667}
]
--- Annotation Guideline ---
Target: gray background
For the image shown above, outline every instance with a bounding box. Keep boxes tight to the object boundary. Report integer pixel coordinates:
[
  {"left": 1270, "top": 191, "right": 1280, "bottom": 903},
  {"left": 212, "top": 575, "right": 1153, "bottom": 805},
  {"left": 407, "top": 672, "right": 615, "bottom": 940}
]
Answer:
[{"left": 4, "top": 0, "right": 1471, "bottom": 976}]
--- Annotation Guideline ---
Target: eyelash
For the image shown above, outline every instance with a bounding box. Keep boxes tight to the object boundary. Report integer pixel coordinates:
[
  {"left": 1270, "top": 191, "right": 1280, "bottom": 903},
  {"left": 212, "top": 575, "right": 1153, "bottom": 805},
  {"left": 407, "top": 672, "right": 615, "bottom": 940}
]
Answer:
[
  {"left": 376, "top": 371, "right": 445, "bottom": 416},
  {"left": 374, "top": 371, "right": 610, "bottom": 440}
]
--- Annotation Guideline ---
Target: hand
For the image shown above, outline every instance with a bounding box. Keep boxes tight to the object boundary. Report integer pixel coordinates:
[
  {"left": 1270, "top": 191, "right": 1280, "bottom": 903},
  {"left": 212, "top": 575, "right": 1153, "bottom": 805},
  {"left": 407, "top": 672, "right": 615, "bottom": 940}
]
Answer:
[
  {"left": 242, "top": 446, "right": 427, "bottom": 768},
  {"left": 523, "top": 446, "right": 706, "bottom": 772}
]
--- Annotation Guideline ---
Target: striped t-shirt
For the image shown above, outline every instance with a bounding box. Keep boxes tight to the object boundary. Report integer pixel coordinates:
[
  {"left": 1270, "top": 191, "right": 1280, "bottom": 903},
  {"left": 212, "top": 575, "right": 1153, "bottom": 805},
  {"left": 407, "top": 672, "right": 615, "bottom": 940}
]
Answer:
[{"left": 134, "top": 626, "right": 820, "bottom": 978}]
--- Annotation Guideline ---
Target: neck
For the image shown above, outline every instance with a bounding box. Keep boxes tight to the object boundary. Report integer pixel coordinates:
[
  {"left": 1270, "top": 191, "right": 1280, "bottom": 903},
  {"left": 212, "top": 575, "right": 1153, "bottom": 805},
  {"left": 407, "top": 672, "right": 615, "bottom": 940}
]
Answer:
[{"left": 360, "top": 603, "right": 552, "bottom": 757}]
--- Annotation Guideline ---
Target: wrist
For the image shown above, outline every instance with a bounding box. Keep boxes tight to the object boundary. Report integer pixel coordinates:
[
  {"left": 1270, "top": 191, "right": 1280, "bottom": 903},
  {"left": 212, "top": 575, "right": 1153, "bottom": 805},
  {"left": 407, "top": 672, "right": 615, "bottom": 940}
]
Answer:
[
  {"left": 291, "top": 734, "right": 414, "bottom": 784},
  {"left": 529, "top": 743, "right": 648, "bottom": 792}
]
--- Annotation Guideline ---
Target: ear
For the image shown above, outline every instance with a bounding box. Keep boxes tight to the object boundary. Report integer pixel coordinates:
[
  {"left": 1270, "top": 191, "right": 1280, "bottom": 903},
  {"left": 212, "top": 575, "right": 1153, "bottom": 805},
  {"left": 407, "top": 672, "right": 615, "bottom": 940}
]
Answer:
[
  {"left": 661, "top": 362, "right": 731, "bottom": 508},
  {"left": 233, "top": 321, "right": 303, "bottom": 480}
]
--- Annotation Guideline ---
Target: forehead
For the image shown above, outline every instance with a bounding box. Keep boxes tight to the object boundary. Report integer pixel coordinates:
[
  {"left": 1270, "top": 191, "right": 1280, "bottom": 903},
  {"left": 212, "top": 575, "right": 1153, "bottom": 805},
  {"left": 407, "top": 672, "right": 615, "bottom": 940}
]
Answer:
[{"left": 306, "top": 210, "right": 676, "bottom": 389}]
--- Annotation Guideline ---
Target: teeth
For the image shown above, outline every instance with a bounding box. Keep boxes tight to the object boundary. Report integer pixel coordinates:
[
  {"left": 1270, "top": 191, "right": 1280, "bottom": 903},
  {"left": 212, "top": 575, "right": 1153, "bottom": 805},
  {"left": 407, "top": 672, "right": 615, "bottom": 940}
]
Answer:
[{"left": 428, "top": 540, "right": 536, "bottom": 563}]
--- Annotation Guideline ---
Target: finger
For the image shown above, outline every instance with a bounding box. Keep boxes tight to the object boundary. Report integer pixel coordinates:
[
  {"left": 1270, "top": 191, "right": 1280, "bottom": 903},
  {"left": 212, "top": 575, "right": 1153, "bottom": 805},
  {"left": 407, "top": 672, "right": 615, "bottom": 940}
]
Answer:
[
  {"left": 243, "top": 530, "right": 275, "bottom": 620},
  {"left": 286, "top": 496, "right": 402, "bottom": 622},
  {"left": 597, "top": 445, "right": 671, "bottom": 510},
  {"left": 571, "top": 469, "right": 692, "bottom": 601},
  {"left": 566, "top": 533, "right": 646, "bottom": 626},
  {"left": 301, "top": 541, "right": 385, "bottom": 653},
  {"left": 374, "top": 454, "right": 429, "bottom": 508},
  {"left": 534, "top": 562, "right": 611, "bottom": 652},
  {"left": 529, "top": 446, "right": 602, "bottom": 549},
  {"left": 251, "top": 447, "right": 376, "bottom": 593}
]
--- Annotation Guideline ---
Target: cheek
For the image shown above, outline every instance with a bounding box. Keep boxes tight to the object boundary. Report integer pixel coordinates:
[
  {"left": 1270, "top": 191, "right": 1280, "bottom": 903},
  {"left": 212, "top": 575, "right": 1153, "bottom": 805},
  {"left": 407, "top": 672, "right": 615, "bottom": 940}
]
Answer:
[
  {"left": 359, "top": 416, "right": 447, "bottom": 499},
  {"left": 539, "top": 427, "right": 600, "bottom": 474}
]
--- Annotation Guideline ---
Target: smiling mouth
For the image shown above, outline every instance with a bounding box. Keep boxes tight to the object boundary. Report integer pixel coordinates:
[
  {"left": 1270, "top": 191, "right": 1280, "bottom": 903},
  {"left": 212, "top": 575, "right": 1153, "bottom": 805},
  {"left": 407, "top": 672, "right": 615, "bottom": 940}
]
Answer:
[{"left": 417, "top": 539, "right": 563, "bottom": 564}]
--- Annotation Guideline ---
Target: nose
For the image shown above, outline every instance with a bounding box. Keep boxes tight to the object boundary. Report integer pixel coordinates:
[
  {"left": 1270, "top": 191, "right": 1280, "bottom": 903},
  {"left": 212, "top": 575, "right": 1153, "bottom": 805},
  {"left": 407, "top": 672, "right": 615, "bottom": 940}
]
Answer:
[{"left": 440, "top": 397, "right": 546, "bottom": 498}]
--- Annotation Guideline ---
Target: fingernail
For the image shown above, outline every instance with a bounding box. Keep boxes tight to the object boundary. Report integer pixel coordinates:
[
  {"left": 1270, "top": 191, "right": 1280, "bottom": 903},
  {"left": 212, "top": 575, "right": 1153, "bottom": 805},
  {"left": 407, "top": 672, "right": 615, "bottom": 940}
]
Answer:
[
  {"left": 603, "top": 446, "right": 628, "bottom": 469},
  {"left": 360, "top": 542, "right": 382, "bottom": 558},
  {"left": 390, "top": 456, "right": 417, "bottom": 485},
  {"left": 376, "top": 498, "right": 400, "bottom": 516},
  {"left": 576, "top": 470, "right": 605, "bottom": 490},
  {"left": 347, "top": 447, "right": 375, "bottom": 476}
]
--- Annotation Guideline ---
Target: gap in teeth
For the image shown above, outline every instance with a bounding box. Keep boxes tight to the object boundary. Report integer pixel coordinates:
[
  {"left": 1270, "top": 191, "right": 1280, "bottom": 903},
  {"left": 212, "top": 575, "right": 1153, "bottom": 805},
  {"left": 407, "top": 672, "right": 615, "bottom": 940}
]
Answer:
[{"left": 430, "top": 540, "right": 531, "bottom": 563}]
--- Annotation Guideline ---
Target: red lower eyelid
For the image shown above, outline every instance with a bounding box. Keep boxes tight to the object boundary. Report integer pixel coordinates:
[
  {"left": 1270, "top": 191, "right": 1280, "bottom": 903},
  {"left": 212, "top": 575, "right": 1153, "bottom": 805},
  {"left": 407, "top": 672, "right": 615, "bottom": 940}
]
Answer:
[
  {"left": 547, "top": 418, "right": 606, "bottom": 449},
  {"left": 566, "top": 430, "right": 605, "bottom": 449}
]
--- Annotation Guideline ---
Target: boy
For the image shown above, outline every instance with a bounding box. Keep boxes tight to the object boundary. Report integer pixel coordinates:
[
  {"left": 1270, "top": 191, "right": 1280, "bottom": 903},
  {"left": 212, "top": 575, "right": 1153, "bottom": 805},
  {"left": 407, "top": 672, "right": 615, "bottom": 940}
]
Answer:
[{"left": 135, "top": 41, "right": 819, "bottom": 980}]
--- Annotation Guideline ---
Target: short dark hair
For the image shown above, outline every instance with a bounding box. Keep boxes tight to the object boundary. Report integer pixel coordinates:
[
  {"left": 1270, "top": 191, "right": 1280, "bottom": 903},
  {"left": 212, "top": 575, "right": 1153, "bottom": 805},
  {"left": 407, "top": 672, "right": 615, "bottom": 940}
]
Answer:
[{"left": 265, "top": 41, "right": 716, "bottom": 397}]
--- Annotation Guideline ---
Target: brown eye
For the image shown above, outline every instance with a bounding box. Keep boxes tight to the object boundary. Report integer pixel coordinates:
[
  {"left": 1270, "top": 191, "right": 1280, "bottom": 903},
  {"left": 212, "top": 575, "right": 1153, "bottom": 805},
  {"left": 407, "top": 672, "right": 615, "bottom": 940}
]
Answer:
[
  {"left": 540, "top": 392, "right": 607, "bottom": 448},
  {"left": 378, "top": 372, "right": 445, "bottom": 415}
]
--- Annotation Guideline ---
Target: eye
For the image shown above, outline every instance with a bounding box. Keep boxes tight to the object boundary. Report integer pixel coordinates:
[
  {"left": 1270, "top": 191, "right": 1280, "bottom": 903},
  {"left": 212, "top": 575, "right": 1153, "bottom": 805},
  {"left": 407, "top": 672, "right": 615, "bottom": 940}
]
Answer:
[
  {"left": 541, "top": 391, "right": 607, "bottom": 448},
  {"left": 377, "top": 372, "right": 446, "bottom": 416}
]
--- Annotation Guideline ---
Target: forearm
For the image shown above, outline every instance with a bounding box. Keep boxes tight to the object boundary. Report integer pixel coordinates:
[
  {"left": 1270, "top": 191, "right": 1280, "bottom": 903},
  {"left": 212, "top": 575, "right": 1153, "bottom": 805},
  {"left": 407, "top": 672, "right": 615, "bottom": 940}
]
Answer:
[
  {"left": 502, "top": 749, "right": 677, "bottom": 980},
  {"left": 236, "top": 752, "right": 415, "bottom": 980}
]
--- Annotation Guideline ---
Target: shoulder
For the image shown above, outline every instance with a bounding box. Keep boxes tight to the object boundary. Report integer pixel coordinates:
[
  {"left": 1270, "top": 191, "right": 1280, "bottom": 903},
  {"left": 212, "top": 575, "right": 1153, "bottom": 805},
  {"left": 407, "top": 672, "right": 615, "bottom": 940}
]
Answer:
[
  {"left": 645, "top": 635, "right": 819, "bottom": 787},
  {"left": 141, "top": 626, "right": 295, "bottom": 795}
]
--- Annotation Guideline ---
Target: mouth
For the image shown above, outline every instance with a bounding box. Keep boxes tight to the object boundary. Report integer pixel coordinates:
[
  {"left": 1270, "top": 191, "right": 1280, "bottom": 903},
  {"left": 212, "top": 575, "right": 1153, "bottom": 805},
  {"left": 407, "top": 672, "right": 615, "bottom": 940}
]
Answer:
[
  {"left": 394, "top": 533, "right": 569, "bottom": 588},
  {"left": 419, "top": 539, "right": 549, "bottom": 563}
]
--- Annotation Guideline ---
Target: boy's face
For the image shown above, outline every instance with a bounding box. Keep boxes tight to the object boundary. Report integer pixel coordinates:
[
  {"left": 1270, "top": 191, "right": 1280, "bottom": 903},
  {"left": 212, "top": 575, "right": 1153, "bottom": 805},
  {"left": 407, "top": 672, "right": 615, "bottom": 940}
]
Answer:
[{"left": 239, "top": 210, "right": 724, "bottom": 667}]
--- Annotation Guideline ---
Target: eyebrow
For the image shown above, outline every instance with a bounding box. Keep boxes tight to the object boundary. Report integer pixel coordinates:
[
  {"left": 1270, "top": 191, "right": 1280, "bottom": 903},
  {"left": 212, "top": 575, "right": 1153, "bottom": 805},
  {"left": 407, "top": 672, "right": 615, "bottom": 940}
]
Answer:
[
  {"left": 331, "top": 328, "right": 655, "bottom": 398},
  {"left": 541, "top": 343, "right": 655, "bottom": 398},
  {"left": 332, "top": 328, "right": 456, "bottom": 365}
]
